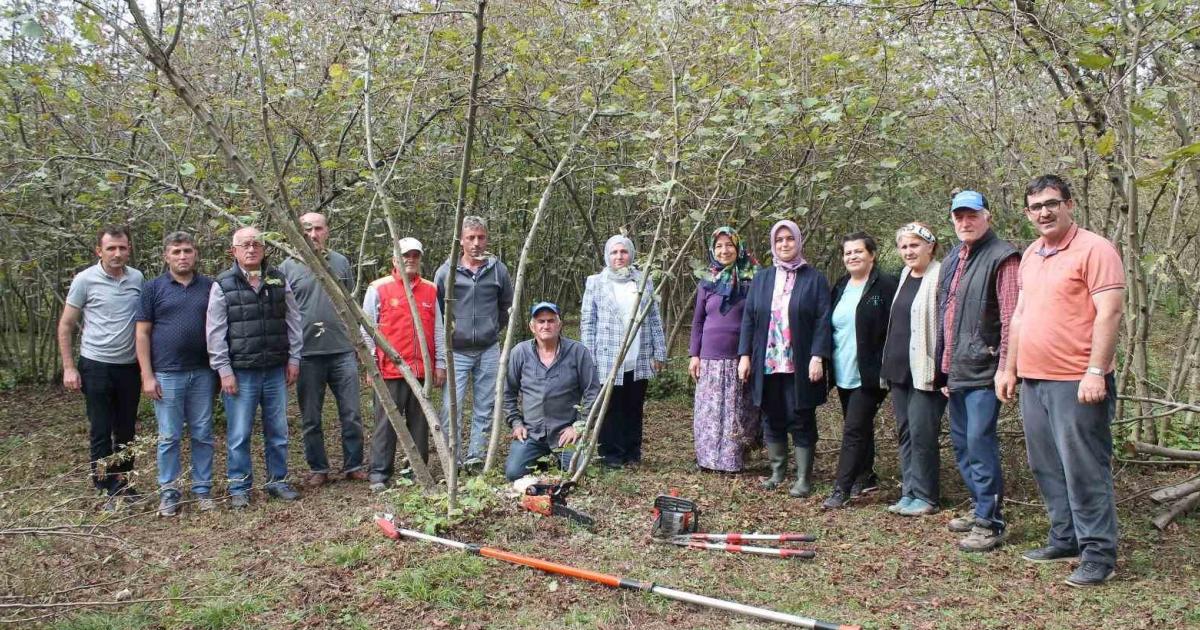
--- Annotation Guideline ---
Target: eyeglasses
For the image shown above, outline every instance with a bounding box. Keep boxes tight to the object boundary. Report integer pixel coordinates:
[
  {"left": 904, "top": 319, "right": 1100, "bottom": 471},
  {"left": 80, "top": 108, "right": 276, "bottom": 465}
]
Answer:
[
  {"left": 234, "top": 241, "right": 265, "bottom": 250},
  {"left": 1025, "top": 199, "right": 1067, "bottom": 214}
]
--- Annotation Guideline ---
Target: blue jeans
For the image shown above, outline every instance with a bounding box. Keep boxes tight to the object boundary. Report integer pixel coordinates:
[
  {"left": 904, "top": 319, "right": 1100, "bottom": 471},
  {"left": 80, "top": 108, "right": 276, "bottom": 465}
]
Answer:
[
  {"left": 223, "top": 367, "right": 290, "bottom": 495},
  {"left": 443, "top": 343, "right": 500, "bottom": 461},
  {"left": 154, "top": 369, "right": 217, "bottom": 495},
  {"left": 297, "top": 352, "right": 364, "bottom": 473},
  {"left": 504, "top": 436, "right": 574, "bottom": 481},
  {"left": 948, "top": 386, "right": 1004, "bottom": 530}
]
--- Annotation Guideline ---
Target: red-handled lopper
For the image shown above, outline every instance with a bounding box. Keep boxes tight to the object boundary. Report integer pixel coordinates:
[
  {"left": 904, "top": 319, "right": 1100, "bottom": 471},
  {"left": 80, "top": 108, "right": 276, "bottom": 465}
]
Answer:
[{"left": 374, "top": 514, "right": 859, "bottom": 630}]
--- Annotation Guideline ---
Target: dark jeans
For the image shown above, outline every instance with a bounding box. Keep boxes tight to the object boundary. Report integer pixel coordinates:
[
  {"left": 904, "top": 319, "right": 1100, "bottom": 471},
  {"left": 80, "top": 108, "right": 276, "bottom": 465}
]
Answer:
[
  {"left": 79, "top": 357, "right": 140, "bottom": 493},
  {"left": 760, "top": 373, "right": 818, "bottom": 447},
  {"left": 1021, "top": 376, "right": 1118, "bottom": 567},
  {"left": 597, "top": 372, "right": 648, "bottom": 465},
  {"left": 890, "top": 382, "right": 948, "bottom": 505},
  {"left": 832, "top": 386, "right": 887, "bottom": 494},
  {"left": 369, "top": 377, "right": 429, "bottom": 484},
  {"left": 504, "top": 431, "right": 574, "bottom": 481},
  {"left": 948, "top": 386, "right": 1004, "bottom": 530},
  {"left": 297, "top": 352, "right": 364, "bottom": 473}
]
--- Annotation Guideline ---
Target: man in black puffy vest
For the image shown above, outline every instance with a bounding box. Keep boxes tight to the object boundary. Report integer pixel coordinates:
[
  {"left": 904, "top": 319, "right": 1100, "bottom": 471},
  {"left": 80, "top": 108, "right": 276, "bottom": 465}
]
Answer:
[
  {"left": 205, "top": 226, "right": 303, "bottom": 509},
  {"left": 936, "top": 190, "right": 1020, "bottom": 552}
]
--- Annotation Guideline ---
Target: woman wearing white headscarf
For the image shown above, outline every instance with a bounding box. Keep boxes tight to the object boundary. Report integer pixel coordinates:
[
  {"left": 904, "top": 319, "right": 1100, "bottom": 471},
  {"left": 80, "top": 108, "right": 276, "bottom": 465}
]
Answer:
[
  {"left": 581, "top": 235, "right": 668, "bottom": 469},
  {"left": 738, "top": 220, "right": 832, "bottom": 497}
]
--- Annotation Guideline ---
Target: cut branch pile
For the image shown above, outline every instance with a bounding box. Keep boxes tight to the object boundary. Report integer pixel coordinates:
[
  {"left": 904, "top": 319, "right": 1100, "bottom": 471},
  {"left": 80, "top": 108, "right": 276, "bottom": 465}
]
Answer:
[{"left": 1128, "top": 442, "right": 1200, "bottom": 529}]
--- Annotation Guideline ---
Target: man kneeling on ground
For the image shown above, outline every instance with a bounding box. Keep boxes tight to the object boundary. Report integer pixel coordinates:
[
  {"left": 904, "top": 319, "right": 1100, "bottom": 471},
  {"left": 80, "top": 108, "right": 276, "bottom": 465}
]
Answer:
[{"left": 504, "top": 302, "right": 600, "bottom": 481}]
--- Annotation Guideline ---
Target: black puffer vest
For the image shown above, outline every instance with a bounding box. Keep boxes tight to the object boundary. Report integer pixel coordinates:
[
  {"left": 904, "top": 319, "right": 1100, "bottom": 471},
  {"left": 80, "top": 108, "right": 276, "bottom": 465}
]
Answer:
[
  {"left": 937, "top": 230, "right": 1018, "bottom": 389},
  {"left": 217, "top": 264, "right": 290, "bottom": 369}
]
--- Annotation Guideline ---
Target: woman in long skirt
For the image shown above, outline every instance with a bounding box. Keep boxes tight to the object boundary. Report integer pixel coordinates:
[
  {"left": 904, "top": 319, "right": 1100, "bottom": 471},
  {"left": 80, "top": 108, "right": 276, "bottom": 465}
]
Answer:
[{"left": 689, "top": 227, "right": 759, "bottom": 472}]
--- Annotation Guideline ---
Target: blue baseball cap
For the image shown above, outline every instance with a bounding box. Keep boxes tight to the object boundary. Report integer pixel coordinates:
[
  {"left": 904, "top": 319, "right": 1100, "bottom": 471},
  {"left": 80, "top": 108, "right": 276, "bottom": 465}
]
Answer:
[
  {"left": 950, "top": 190, "right": 988, "bottom": 212},
  {"left": 529, "top": 301, "right": 560, "bottom": 318}
]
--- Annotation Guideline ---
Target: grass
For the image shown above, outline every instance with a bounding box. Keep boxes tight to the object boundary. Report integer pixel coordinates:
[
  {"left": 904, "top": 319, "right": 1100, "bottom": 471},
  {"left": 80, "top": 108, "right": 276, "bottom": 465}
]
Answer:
[{"left": 1, "top": 382, "right": 1199, "bottom": 629}]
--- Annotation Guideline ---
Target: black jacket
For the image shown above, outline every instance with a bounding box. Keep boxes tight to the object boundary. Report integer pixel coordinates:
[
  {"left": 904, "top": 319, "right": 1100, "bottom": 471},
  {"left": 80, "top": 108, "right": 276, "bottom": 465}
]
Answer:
[
  {"left": 738, "top": 265, "right": 832, "bottom": 410},
  {"left": 830, "top": 267, "right": 899, "bottom": 391}
]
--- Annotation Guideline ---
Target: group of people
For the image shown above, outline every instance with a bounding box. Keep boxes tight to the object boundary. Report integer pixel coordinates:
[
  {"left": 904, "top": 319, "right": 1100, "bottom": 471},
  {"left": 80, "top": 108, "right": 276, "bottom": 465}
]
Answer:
[
  {"left": 688, "top": 175, "right": 1123, "bottom": 587},
  {"left": 60, "top": 213, "right": 511, "bottom": 514},
  {"left": 60, "top": 173, "right": 1122, "bottom": 587}
]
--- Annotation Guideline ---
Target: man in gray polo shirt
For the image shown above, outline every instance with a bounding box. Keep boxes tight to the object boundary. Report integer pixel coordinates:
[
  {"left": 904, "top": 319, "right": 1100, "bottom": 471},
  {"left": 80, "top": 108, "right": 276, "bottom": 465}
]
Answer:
[
  {"left": 279, "top": 212, "right": 365, "bottom": 488},
  {"left": 58, "top": 225, "right": 145, "bottom": 509},
  {"left": 503, "top": 302, "right": 600, "bottom": 481}
]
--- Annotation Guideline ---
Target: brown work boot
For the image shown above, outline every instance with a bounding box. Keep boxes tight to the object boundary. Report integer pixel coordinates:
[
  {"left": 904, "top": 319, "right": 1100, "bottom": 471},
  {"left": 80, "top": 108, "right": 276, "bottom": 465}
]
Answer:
[
  {"left": 303, "top": 472, "right": 328, "bottom": 488},
  {"left": 958, "top": 524, "right": 1007, "bottom": 553},
  {"left": 345, "top": 470, "right": 369, "bottom": 482}
]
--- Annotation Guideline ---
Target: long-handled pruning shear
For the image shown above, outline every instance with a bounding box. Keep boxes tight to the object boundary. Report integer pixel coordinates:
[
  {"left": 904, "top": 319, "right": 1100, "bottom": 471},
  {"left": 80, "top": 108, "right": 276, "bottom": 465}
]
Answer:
[{"left": 650, "top": 491, "right": 817, "bottom": 559}]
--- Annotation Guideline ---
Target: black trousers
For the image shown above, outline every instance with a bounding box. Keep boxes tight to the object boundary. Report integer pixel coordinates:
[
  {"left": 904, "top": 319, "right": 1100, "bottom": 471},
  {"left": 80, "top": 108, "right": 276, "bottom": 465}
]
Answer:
[
  {"left": 760, "top": 373, "right": 818, "bottom": 448},
  {"left": 597, "top": 372, "right": 648, "bottom": 465},
  {"left": 79, "top": 357, "right": 141, "bottom": 493},
  {"left": 833, "top": 386, "right": 887, "bottom": 493},
  {"left": 369, "top": 378, "right": 429, "bottom": 483}
]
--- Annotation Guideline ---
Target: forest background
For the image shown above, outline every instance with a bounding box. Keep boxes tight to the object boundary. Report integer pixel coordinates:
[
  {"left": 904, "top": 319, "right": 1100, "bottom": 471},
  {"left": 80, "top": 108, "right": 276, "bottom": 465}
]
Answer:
[{"left": 2, "top": 0, "right": 1200, "bottom": 628}]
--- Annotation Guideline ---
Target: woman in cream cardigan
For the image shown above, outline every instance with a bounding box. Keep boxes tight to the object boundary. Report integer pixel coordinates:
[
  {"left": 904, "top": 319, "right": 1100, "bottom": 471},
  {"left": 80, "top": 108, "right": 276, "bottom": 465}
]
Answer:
[{"left": 880, "top": 222, "right": 947, "bottom": 516}]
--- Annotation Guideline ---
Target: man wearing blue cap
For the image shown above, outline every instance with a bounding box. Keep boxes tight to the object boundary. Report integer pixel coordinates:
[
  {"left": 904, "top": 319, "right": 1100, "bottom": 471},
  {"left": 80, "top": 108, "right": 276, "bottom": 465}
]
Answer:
[
  {"left": 503, "top": 302, "right": 600, "bottom": 481},
  {"left": 937, "top": 190, "right": 1020, "bottom": 552}
]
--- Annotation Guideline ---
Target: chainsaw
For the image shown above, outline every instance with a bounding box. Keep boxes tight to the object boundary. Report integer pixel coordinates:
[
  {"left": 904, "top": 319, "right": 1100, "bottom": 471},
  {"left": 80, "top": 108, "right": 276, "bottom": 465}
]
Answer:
[
  {"left": 519, "top": 479, "right": 595, "bottom": 529},
  {"left": 650, "top": 490, "right": 816, "bottom": 559}
]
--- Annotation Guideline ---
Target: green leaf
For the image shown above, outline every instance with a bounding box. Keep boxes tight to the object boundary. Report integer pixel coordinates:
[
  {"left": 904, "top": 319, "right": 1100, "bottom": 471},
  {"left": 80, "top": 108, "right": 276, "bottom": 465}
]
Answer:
[
  {"left": 1076, "top": 51, "right": 1114, "bottom": 71},
  {"left": 1165, "top": 141, "right": 1200, "bottom": 159},
  {"left": 879, "top": 157, "right": 900, "bottom": 169},
  {"left": 859, "top": 196, "right": 884, "bottom": 210},
  {"left": 19, "top": 15, "right": 45, "bottom": 39},
  {"left": 1096, "top": 129, "right": 1116, "bottom": 157},
  {"left": 178, "top": 162, "right": 196, "bottom": 176}
]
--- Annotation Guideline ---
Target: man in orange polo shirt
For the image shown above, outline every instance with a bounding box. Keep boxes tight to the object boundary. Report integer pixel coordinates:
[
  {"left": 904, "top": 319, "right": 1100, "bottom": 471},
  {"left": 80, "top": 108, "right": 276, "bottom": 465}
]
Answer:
[
  {"left": 999, "top": 174, "right": 1124, "bottom": 587},
  {"left": 362, "top": 238, "right": 446, "bottom": 491}
]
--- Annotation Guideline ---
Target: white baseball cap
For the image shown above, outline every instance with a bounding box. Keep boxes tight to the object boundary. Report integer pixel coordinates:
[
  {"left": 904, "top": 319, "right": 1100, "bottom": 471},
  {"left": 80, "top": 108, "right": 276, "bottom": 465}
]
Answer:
[{"left": 398, "top": 237, "right": 423, "bottom": 254}]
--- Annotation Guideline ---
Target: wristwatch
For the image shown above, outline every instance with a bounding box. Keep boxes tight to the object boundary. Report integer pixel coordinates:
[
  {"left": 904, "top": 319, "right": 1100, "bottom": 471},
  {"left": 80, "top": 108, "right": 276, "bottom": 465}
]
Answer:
[{"left": 1085, "top": 366, "right": 1104, "bottom": 376}]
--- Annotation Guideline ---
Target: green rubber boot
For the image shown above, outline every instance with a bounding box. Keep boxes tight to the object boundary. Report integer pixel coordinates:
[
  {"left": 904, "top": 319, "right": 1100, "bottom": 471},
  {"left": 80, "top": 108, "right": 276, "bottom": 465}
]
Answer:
[
  {"left": 789, "top": 446, "right": 815, "bottom": 498},
  {"left": 761, "top": 442, "right": 788, "bottom": 489}
]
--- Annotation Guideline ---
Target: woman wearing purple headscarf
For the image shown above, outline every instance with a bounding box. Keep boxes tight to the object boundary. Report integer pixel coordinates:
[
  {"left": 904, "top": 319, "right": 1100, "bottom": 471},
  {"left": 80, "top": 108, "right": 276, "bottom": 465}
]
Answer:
[
  {"left": 737, "top": 220, "right": 832, "bottom": 497},
  {"left": 689, "top": 227, "right": 760, "bottom": 472}
]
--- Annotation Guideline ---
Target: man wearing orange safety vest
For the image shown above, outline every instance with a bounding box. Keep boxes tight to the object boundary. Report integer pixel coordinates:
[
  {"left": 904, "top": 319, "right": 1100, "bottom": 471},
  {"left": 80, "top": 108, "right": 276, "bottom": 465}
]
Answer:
[{"left": 361, "top": 237, "right": 446, "bottom": 492}]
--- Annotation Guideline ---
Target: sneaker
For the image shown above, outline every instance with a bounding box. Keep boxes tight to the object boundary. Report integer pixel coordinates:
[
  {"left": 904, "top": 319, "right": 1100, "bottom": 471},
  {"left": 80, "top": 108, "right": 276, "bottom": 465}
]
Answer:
[
  {"left": 1065, "top": 561, "right": 1115, "bottom": 587},
  {"left": 303, "top": 472, "right": 328, "bottom": 488},
  {"left": 345, "top": 470, "right": 369, "bottom": 482},
  {"left": 462, "top": 457, "right": 484, "bottom": 473},
  {"left": 822, "top": 489, "right": 850, "bottom": 510},
  {"left": 369, "top": 482, "right": 387, "bottom": 493},
  {"left": 947, "top": 514, "right": 975, "bottom": 533},
  {"left": 266, "top": 483, "right": 300, "bottom": 501},
  {"left": 229, "top": 493, "right": 250, "bottom": 510},
  {"left": 194, "top": 493, "right": 216, "bottom": 512},
  {"left": 158, "top": 489, "right": 181, "bottom": 517},
  {"left": 899, "top": 499, "right": 938, "bottom": 517},
  {"left": 1022, "top": 546, "right": 1080, "bottom": 564},
  {"left": 958, "top": 525, "right": 1007, "bottom": 552},
  {"left": 887, "top": 496, "right": 914, "bottom": 514}
]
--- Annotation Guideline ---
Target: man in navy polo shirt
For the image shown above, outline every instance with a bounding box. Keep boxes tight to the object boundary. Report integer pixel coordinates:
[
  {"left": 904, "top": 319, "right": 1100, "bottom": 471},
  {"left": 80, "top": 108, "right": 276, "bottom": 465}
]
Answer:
[
  {"left": 135, "top": 231, "right": 217, "bottom": 516},
  {"left": 58, "top": 225, "right": 145, "bottom": 510}
]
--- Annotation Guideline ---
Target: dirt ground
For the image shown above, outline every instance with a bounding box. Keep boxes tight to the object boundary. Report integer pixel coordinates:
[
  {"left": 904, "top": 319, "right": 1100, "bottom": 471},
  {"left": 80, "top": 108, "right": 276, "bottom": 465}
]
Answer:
[{"left": 1, "top": 384, "right": 1197, "bottom": 629}]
